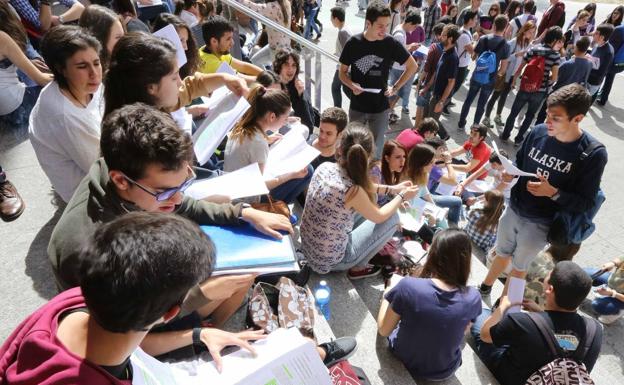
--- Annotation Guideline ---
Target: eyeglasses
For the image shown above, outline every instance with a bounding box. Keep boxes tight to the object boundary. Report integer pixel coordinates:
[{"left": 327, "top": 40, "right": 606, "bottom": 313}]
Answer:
[{"left": 123, "top": 165, "right": 196, "bottom": 202}]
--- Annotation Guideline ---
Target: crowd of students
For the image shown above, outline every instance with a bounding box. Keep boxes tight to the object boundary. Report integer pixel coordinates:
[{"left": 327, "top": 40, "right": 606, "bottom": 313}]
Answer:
[{"left": 0, "top": 0, "right": 622, "bottom": 383}]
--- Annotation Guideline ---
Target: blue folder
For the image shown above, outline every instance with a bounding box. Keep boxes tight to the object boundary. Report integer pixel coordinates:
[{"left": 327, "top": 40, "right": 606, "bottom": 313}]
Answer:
[{"left": 201, "top": 224, "right": 297, "bottom": 273}]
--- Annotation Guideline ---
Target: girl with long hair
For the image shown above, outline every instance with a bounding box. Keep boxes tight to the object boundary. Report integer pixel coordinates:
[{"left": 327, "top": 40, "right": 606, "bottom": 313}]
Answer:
[
  {"left": 479, "top": 3, "right": 501, "bottom": 35},
  {"left": 503, "top": 0, "right": 521, "bottom": 22},
  {"left": 463, "top": 189, "right": 505, "bottom": 252},
  {"left": 483, "top": 20, "right": 536, "bottom": 128},
  {"left": 79, "top": 5, "right": 125, "bottom": 72},
  {"left": 301, "top": 123, "right": 418, "bottom": 277},
  {"left": 152, "top": 13, "right": 200, "bottom": 78},
  {"left": 371, "top": 140, "right": 407, "bottom": 206},
  {"left": 378, "top": 229, "right": 481, "bottom": 381},
  {"left": 603, "top": 5, "right": 623, "bottom": 27}
]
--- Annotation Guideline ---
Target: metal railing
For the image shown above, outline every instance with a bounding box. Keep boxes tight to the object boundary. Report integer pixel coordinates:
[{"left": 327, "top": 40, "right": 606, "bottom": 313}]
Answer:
[{"left": 221, "top": 0, "right": 338, "bottom": 109}]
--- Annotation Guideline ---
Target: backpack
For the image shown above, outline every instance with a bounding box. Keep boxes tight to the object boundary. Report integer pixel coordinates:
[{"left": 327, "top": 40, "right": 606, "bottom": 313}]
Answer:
[
  {"left": 329, "top": 361, "right": 372, "bottom": 385},
  {"left": 524, "top": 313, "right": 598, "bottom": 385},
  {"left": 547, "top": 141, "right": 606, "bottom": 246},
  {"left": 473, "top": 37, "right": 506, "bottom": 85},
  {"left": 520, "top": 54, "right": 546, "bottom": 92}
]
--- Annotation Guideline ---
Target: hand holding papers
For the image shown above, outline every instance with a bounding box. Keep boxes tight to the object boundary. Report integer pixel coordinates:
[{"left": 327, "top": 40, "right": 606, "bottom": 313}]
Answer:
[
  {"left": 185, "top": 163, "right": 269, "bottom": 201},
  {"left": 264, "top": 130, "right": 320, "bottom": 179},
  {"left": 153, "top": 24, "right": 186, "bottom": 69},
  {"left": 492, "top": 141, "right": 537, "bottom": 177},
  {"left": 506, "top": 276, "right": 526, "bottom": 314}
]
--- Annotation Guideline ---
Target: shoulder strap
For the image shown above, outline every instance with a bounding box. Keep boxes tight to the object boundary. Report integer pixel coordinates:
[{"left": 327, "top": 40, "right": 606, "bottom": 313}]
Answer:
[
  {"left": 573, "top": 317, "right": 598, "bottom": 362},
  {"left": 569, "top": 139, "right": 605, "bottom": 181},
  {"left": 527, "top": 312, "right": 563, "bottom": 359},
  {"left": 515, "top": 17, "right": 522, "bottom": 30}
]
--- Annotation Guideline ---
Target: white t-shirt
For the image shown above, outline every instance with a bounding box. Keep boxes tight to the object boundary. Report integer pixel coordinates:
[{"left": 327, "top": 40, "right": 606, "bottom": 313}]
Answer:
[
  {"left": 456, "top": 28, "right": 473, "bottom": 68},
  {"left": 392, "top": 28, "right": 408, "bottom": 71},
  {"left": 510, "top": 14, "right": 536, "bottom": 38},
  {"left": 224, "top": 130, "right": 269, "bottom": 172},
  {"left": 0, "top": 61, "right": 26, "bottom": 115},
  {"left": 29, "top": 81, "right": 104, "bottom": 202}
]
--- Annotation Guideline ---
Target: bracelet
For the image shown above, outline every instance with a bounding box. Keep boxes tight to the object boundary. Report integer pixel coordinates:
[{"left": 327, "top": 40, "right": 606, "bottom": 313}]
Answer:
[
  {"left": 397, "top": 192, "right": 406, "bottom": 201},
  {"left": 192, "top": 327, "right": 204, "bottom": 348}
]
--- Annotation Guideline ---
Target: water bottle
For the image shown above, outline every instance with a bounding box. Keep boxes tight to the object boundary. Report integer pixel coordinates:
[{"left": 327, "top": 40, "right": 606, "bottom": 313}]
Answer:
[{"left": 314, "top": 280, "right": 331, "bottom": 320}]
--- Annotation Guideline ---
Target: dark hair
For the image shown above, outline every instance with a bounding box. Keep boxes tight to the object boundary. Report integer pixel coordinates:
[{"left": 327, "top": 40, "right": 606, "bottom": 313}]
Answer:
[
  {"left": 432, "top": 23, "right": 445, "bottom": 37},
  {"left": 330, "top": 6, "right": 345, "bottom": 22},
  {"left": 404, "top": 10, "right": 420, "bottom": 25},
  {"left": 445, "top": 4, "right": 457, "bottom": 18},
  {"left": 463, "top": 10, "right": 478, "bottom": 25},
  {"left": 488, "top": 149, "right": 507, "bottom": 164},
  {"left": 405, "top": 143, "right": 435, "bottom": 186},
  {"left": 41, "top": 25, "right": 102, "bottom": 90},
  {"left": 104, "top": 33, "right": 177, "bottom": 117},
  {"left": 365, "top": 0, "right": 391, "bottom": 24},
  {"left": 603, "top": 5, "right": 624, "bottom": 26},
  {"left": 444, "top": 24, "right": 460, "bottom": 45},
  {"left": 153, "top": 13, "right": 200, "bottom": 78},
  {"left": 0, "top": 0, "right": 28, "bottom": 52},
  {"left": 583, "top": 3, "right": 596, "bottom": 19},
  {"left": 197, "top": 0, "right": 215, "bottom": 19},
  {"left": 595, "top": 23, "right": 615, "bottom": 41},
  {"left": 174, "top": 0, "right": 196, "bottom": 14},
  {"left": 381, "top": 140, "right": 407, "bottom": 185},
  {"left": 416, "top": 117, "right": 439, "bottom": 136},
  {"left": 201, "top": 15, "right": 234, "bottom": 51},
  {"left": 339, "top": 123, "right": 375, "bottom": 202},
  {"left": 421, "top": 229, "right": 472, "bottom": 288},
  {"left": 424, "top": 137, "right": 445, "bottom": 149},
  {"left": 543, "top": 26, "right": 563, "bottom": 46},
  {"left": 112, "top": 0, "right": 138, "bottom": 18},
  {"left": 100, "top": 103, "right": 194, "bottom": 180},
  {"left": 523, "top": 0, "right": 534, "bottom": 13},
  {"left": 516, "top": 20, "right": 536, "bottom": 48},
  {"left": 546, "top": 243, "right": 581, "bottom": 264},
  {"left": 504, "top": 0, "right": 522, "bottom": 20},
  {"left": 320, "top": 107, "right": 348, "bottom": 133},
  {"left": 549, "top": 261, "right": 592, "bottom": 311},
  {"left": 575, "top": 36, "right": 590, "bottom": 53},
  {"left": 546, "top": 83, "right": 592, "bottom": 119},
  {"left": 79, "top": 5, "right": 124, "bottom": 72},
  {"left": 230, "top": 86, "right": 291, "bottom": 142},
  {"left": 471, "top": 123, "right": 487, "bottom": 139},
  {"left": 79, "top": 212, "right": 214, "bottom": 332},
  {"left": 493, "top": 14, "right": 508, "bottom": 32},
  {"left": 256, "top": 69, "right": 280, "bottom": 87},
  {"left": 273, "top": 48, "right": 300, "bottom": 81},
  {"left": 474, "top": 189, "right": 505, "bottom": 232}
]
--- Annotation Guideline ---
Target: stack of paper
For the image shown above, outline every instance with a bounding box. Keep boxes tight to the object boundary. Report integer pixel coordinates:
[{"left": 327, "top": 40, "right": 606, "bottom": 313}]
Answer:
[
  {"left": 153, "top": 24, "right": 187, "bottom": 68},
  {"left": 185, "top": 163, "right": 268, "bottom": 201},
  {"left": 264, "top": 130, "right": 320, "bottom": 178}
]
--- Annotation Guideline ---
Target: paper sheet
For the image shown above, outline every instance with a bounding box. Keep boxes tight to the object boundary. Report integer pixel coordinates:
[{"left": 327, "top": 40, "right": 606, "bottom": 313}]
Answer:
[
  {"left": 361, "top": 87, "right": 382, "bottom": 93},
  {"left": 192, "top": 93, "right": 250, "bottom": 165},
  {"left": 264, "top": 129, "right": 320, "bottom": 178},
  {"left": 465, "top": 179, "right": 493, "bottom": 193},
  {"left": 435, "top": 182, "right": 458, "bottom": 196},
  {"left": 200, "top": 85, "right": 230, "bottom": 110},
  {"left": 507, "top": 276, "right": 526, "bottom": 314},
  {"left": 185, "top": 163, "right": 269, "bottom": 201},
  {"left": 492, "top": 141, "right": 537, "bottom": 177},
  {"left": 216, "top": 61, "right": 237, "bottom": 75},
  {"left": 415, "top": 45, "right": 429, "bottom": 56},
  {"left": 153, "top": 24, "right": 187, "bottom": 69},
  {"left": 136, "top": 0, "right": 163, "bottom": 8},
  {"left": 170, "top": 107, "right": 193, "bottom": 136}
]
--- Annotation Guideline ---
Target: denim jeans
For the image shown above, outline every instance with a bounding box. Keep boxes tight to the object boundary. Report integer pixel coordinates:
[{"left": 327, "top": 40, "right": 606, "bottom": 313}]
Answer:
[
  {"left": 269, "top": 164, "right": 314, "bottom": 204},
  {"left": 349, "top": 108, "right": 389, "bottom": 160},
  {"left": 389, "top": 68, "right": 415, "bottom": 109},
  {"left": 332, "top": 213, "right": 400, "bottom": 271},
  {"left": 458, "top": 79, "right": 495, "bottom": 128},
  {"left": 431, "top": 194, "right": 462, "bottom": 225},
  {"left": 303, "top": 6, "right": 321, "bottom": 39},
  {"left": 501, "top": 90, "right": 546, "bottom": 144},
  {"left": 470, "top": 309, "right": 507, "bottom": 375},
  {"left": 598, "top": 69, "right": 622, "bottom": 104},
  {"left": 0, "top": 86, "right": 41, "bottom": 129},
  {"left": 584, "top": 268, "right": 624, "bottom": 315},
  {"left": 449, "top": 66, "right": 470, "bottom": 101}
]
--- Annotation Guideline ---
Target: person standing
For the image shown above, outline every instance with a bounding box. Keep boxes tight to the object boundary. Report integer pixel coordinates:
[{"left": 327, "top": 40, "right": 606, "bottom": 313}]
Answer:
[
  {"left": 587, "top": 24, "right": 614, "bottom": 101},
  {"left": 422, "top": 0, "right": 441, "bottom": 43},
  {"left": 330, "top": 6, "right": 352, "bottom": 108},
  {"left": 444, "top": 10, "right": 476, "bottom": 113},
  {"left": 597, "top": 24, "right": 624, "bottom": 106},
  {"left": 536, "top": 0, "right": 565, "bottom": 40}
]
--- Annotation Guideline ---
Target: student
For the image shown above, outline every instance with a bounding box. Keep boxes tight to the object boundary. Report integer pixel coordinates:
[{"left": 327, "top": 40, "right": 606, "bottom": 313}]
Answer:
[
  {"left": 455, "top": 150, "right": 514, "bottom": 202},
  {"left": 0, "top": 1, "right": 52, "bottom": 128},
  {"left": 563, "top": 10, "right": 591, "bottom": 55},
  {"left": 597, "top": 24, "right": 624, "bottom": 106},
  {"left": 585, "top": 257, "right": 624, "bottom": 324},
  {"left": 602, "top": 5, "right": 623, "bottom": 27},
  {"left": 378, "top": 229, "right": 481, "bottom": 381},
  {"left": 339, "top": 0, "right": 417, "bottom": 159},
  {"left": 502, "top": 0, "right": 521, "bottom": 29},
  {"left": 483, "top": 20, "right": 536, "bottom": 128},
  {"left": 48, "top": 103, "right": 293, "bottom": 326},
  {"left": 425, "top": 137, "right": 461, "bottom": 198},
  {"left": 371, "top": 140, "right": 408, "bottom": 205},
  {"left": 425, "top": 23, "right": 460, "bottom": 140},
  {"left": 566, "top": 3, "right": 596, "bottom": 36},
  {"left": 443, "top": 4, "right": 458, "bottom": 25},
  {"left": 303, "top": 0, "right": 321, "bottom": 40},
  {"left": 421, "top": 0, "right": 441, "bottom": 43},
  {"left": 457, "top": 15, "right": 510, "bottom": 131},
  {"left": 111, "top": 0, "right": 150, "bottom": 33},
  {"left": 505, "top": 0, "right": 536, "bottom": 39},
  {"left": 224, "top": 87, "right": 312, "bottom": 204},
  {"left": 536, "top": 0, "right": 565, "bottom": 40},
  {"left": 473, "top": 261, "right": 602, "bottom": 385},
  {"left": 255, "top": 69, "right": 281, "bottom": 89},
  {"left": 152, "top": 13, "right": 200, "bottom": 79},
  {"left": 301, "top": 123, "right": 418, "bottom": 277},
  {"left": 445, "top": 10, "right": 476, "bottom": 112},
  {"left": 587, "top": 24, "right": 615, "bottom": 100},
  {"left": 175, "top": 0, "right": 200, "bottom": 27},
  {"left": 406, "top": 12, "right": 425, "bottom": 45},
  {"left": 389, "top": 10, "right": 421, "bottom": 122},
  {"left": 479, "top": 3, "right": 500, "bottom": 35},
  {"left": 535, "top": 36, "right": 592, "bottom": 125},
  {"left": 309, "top": 107, "right": 348, "bottom": 170},
  {"left": 449, "top": 124, "right": 491, "bottom": 179},
  {"left": 197, "top": 15, "right": 262, "bottom": 81},
  {"left": 9, "top": 0, "right": 84, "bottom": 34},
  {"left": 463, "top": 189, "right": 504, "bottom": 252},
  {"left": 395, "top": 117, "right": 438, "bottom": 152},
  {"left": 455, "top": 0, "right": 482, "bottom": 33},
  {"left": 501, "top": 26, "right": 563, "bottom": 145},
  {"left": 78, "top": 5, "right": 125, "bottom": 73},
  {"left": 29, "top": 26, "right": 104, "bottom": 203},
  {"left": 330, "top": 6, "right": 352, "bottom": 108},
  {"left": 273, "top": 49, "right": 316, "bottom": 134},
  {"left": 0, "top": 166, "right": 25, "bottom": 222},
  {"left": 414, "top": 23, "right": 444, "bottom": 127},
  {"left": 479, "top": 84, "right": 608, "bottom": 298}
]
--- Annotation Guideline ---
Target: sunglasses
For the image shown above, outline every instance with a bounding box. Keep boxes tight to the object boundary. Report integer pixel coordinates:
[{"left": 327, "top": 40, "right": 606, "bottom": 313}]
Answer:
[{"left": 123, "top": 165, "right": 196, "bottom": 202}]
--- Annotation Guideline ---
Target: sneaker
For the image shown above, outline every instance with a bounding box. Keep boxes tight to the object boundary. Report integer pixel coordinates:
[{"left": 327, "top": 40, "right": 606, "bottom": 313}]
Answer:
[
  {"left": 347, "top": 265, "right": 381, "bottom": 280},
  {"left": 598, "top": 311, "right": 624, "bottom": 325},
  {"left": 478, "top": 283, "right": 492, "bottom": 297},
  {"left": 401, "top": 107, "right": 410, "bottom": 115},
  {"left": 319, "top": 337, "right": 358, "bottom": 367},
  {"left": 494, "top": 115, "right": 503, "bottom": 126},
  {"left": 482, "top": 117, "right": 492, "bottom": 128},
  {"left": 442, "top": 105, "right": 450, "bottom": 115},
  {"left": 457, "top": 121, "right": 466, "bottom": 131},
  {"left": 448, "top": 101, "right": 456, "bottom": 107}
]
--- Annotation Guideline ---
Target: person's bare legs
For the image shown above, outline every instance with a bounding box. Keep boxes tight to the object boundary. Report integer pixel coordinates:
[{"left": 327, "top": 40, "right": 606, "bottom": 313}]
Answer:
[
  {"left": 483, "top": 254, "right": 512, "bottom": 286},
  {"left": 196, "top": 276, "right": 255, "bottom": 327}
]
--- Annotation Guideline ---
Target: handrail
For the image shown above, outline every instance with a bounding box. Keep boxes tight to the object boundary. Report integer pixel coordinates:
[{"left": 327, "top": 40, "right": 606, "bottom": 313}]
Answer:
[{"left": 220, "top": 0, "right": 339, "bottom": 64}]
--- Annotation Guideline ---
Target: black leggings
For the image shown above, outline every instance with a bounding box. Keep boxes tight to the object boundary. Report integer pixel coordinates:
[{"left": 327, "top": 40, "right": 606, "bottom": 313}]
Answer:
[{"left": 485, "top": 79, "right": 512, "bottom": 119}]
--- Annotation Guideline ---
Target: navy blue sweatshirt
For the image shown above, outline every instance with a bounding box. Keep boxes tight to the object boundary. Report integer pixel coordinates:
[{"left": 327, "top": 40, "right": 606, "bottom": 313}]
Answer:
[
  {"left": 588, "top": 43, "right": 614, "bottom": 86},
  {"left": 510, "top": 124, "right": 608, "bottom": 221}
]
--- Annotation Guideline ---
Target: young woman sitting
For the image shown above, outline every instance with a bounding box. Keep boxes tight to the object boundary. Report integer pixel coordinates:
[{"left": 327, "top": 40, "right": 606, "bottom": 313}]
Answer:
[
  {"left": 78, "top": 5, "right": 125, "bottom": 73},
  {"left": 371, "top": 140, "right": 407, "bottom": 206},
  {"left": 301, "top": 123, "right": 418, "bottom": 278},
  {"left": 378, "top": 228, "right": 482, "bottom": 381},
  {"left": 463, "top": 189, "right": 505, "bottom": 253},
  {"left": 223, "top": 86, "right": 312, "bottom": 204}
]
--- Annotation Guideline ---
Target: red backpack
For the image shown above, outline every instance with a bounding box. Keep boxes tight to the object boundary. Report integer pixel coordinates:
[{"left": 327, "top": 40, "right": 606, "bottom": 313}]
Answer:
[{"left": 520, "top": 55, "right": 546, "bottom": 93}]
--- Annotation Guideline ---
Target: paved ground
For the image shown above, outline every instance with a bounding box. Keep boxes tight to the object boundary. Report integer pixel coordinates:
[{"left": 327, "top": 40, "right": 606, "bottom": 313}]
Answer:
[{"left": 1, "top": 0, "right": 623, "bottom": 382}]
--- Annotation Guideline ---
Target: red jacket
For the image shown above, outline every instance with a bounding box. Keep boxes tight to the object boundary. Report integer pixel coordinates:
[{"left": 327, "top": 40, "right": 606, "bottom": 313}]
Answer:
[{"left": 538, "top": 1, "right": 565, "bottom": 36}]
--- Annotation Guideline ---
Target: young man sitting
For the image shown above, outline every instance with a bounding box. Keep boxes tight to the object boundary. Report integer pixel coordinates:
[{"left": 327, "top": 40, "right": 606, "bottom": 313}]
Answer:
[
  {"left": 472, "top": 261, "right": 603, "bottom": 385},
  {"left": 449, "top": 124, "right": 491, "bottom": 179},
  {"left": 309, "top": 107, "right": 348, "bottom": 169},
  {"left": 48, "top": 103, "right": 293, "bottom": 327},
  {"left": 198, "top": 15, "right": 262, "bottom": 83}
]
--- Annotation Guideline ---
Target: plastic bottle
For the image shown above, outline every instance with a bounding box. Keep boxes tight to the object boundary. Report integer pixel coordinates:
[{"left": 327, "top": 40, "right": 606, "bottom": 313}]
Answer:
[{"left": 314, "top": 280, "right": 331, "bottom": 320}]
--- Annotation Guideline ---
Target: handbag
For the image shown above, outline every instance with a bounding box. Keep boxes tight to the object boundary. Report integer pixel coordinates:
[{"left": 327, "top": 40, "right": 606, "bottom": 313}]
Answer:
[
  {"left": 251, "top": 195, "right": 291, "bottom": 220},
  {"left": 494, "top": 73, "right": 506, "bottom": 92}
]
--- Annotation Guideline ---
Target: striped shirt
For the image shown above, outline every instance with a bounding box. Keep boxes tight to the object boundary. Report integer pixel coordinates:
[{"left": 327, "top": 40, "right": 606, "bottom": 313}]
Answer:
[{"left": 523, "top": 44, "right": 561, "bottom": 92}]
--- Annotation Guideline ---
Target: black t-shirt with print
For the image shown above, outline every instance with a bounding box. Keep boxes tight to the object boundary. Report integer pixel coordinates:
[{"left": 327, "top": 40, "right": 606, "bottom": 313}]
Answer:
[
  {"left": 340, "top": 33, "right": 410, "bottom": 113},
  {"left": 490, "top": 311, "right": 602, "bottom": 385}
]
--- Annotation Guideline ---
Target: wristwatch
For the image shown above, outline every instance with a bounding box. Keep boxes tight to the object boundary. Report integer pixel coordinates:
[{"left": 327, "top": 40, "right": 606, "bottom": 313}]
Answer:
[
  {"left": 192, "top": 327, "right": 204, "bottom": 353},
  {"left": 237, "top": 203, "right": 251, "bottom": 222},
  {"left": 58, "top": 14, "right": 65, "bottom": 24},
  {"left": 550, "top": 191, "right": 561, "bottom": 201}
]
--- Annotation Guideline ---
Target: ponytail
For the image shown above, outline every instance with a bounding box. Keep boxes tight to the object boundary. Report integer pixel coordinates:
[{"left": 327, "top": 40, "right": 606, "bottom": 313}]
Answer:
[
  {"left": 230, "top": 85, "right": 291, "bottom": 142},
  {"left": 339, "top": 124, "right": 375, "bottom": 203}
]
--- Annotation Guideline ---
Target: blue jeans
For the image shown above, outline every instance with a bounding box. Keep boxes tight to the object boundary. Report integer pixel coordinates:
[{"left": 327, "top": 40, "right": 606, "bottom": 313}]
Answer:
[
  {"left": 501, "top": 90, "right": 546, "bottom": 144},
  {"left": 470, "top": 309, "right": 507, "bottom": 374},
  {"left": 458, "top": 79, "right": 494, "bottom": 128},
  {"left": 269, "top": 164, "right": 314, "bottom": 204},
  {"left": 0, "top": 86, "right": 41, "bottom": 129},
  {"left": 303, "top": 6, "right": 320, "bottom": 39},
  {"left": 332, "top": 213, "right": 400, "bottom": 271},
  {"left": 389, "top": 68, "right": 415, "bottom": 109},
  {"left": 431, "top": 194, "right": 462, "bottom": 225},
  {"left": 585, "top": 268, "right": 624, "bottom": 315}
]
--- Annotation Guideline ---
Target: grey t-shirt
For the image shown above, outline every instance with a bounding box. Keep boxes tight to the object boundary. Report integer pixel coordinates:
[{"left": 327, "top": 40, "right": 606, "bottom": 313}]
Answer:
[{"left": 224, "top": 131, "right": 269, "bottom": 172}]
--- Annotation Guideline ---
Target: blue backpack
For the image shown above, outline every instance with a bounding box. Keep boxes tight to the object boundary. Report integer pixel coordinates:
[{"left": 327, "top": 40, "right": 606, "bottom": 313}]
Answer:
[
  {"left": 473, "top": 37, "right": 506, "bottom": 84},
  {"left": 547, "top": 141, "right": 606, "bottom": 246}
]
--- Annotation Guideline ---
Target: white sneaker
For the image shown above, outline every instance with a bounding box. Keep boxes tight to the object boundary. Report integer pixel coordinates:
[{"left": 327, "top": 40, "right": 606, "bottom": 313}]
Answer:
[{"left": 598, "top": 311, "right": 624, "bottom": 325}]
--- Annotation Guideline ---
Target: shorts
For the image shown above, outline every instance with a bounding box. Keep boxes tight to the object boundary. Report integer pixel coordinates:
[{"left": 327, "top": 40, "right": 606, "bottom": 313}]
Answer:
[
  {"left": 495, "top": 206, "right": 550, "bottom": 271},
  {"left": 416, "top": 89, "right": 431, "bottom": 107}
]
